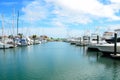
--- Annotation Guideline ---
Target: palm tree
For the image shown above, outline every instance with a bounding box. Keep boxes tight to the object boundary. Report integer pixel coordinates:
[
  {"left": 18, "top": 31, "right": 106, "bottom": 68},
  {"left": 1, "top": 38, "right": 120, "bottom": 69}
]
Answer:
[
  {"left": 18, "top": 33, "right": 23, "bottom": 39},
  {"left": 32, "top": 35, "right": 37, "bottom": 44}
]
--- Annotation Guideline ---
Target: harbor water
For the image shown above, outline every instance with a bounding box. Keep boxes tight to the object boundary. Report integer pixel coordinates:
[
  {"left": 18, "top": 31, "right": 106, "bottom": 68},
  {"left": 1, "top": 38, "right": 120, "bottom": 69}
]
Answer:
[{"left": 0, "top": 42, "right": 120, "bottom": 80}]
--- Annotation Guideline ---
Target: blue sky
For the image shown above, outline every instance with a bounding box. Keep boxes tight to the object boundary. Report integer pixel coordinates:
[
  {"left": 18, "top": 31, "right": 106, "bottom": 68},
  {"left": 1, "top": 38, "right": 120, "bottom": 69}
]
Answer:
[{"left": 0, "top": 0, "right": 120, "bottom": 38}]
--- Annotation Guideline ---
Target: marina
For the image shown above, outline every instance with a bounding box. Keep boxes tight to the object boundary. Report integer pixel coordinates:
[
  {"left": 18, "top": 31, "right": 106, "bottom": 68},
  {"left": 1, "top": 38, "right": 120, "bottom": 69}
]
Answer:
[
  {"left": 1, "top": 42, "right": 120, "bottom": 80},
  {"left": 66, "top": 29, "right": 120, "bottom": 57},
  {"left": 1, "top": 0, "right": 120, "bottom": 80}
]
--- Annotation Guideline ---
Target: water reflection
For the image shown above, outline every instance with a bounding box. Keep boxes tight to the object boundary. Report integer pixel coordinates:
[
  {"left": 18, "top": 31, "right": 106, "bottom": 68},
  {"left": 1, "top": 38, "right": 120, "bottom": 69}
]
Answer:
[{"left": 86, "top": 49, "right": 120, "bottom": 80}]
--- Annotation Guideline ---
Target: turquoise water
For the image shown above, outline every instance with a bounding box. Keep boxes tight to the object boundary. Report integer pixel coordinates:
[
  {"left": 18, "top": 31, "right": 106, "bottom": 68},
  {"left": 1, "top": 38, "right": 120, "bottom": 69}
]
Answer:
[{"left": 0, "top": 42, "right": 120, "bottom": 80}]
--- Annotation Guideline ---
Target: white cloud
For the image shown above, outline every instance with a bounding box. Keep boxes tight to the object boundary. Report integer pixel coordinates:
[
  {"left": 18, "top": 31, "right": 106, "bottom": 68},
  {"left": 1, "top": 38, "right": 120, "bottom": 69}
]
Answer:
[
  {"left": 52, "top": 9, "right": 92, "bottom": 24},
  {"left": 110, "top": 0, "right": 120, "bottom": 3},
  {"left": 52, "top": 21, "right": 67, "bottom": 28},
  {"left": 21, "top": 0, "right": 120, "bottom": 25},
  {"left": 67, "top": 29, "right": 85, "bottom": 37},
  {"left": 21, "top": 0, "right": 93, "bottom": 25},
  {"left": 47, "top": 0, "right": 120, "bottom": 20},
  {"left": 21, "top": 0, "right": 47, "bottom": 22},
  {"left": 18, "top": 0, "right": 120, "bottom": 37},
  {"left": 107, "top": 24, "right": 120, "bottom": 31}
]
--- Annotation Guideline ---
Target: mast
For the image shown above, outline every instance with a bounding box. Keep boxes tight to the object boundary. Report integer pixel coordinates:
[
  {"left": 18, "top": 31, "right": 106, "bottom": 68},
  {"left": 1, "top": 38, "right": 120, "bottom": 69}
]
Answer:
[
  {"left": 12, "top": 8, "right": 15, "bottom": 36},
  {"left": 1, "top": 14, "right": 5, "bottom": 43},
  {"left": 1, "top": 14, "right": 6, "bottom": 48},
  {"left": 1, "top": 14, "right": 4, "bottom": 37},
  {"left": 17, "top": 11, "right": 19, "bottom": 35}
]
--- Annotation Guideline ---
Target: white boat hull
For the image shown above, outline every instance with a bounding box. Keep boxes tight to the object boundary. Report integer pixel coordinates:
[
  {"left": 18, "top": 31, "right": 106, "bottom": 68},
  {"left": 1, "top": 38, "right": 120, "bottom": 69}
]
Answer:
[
  {"left": 97, "top": 43, "right": 120, "bottom": 53},
  {"left": 0, "top": 42, "right": 14, "bottom": 49},
  {"left": 88, "top": 43, "right": 120, "bottom": 53}
]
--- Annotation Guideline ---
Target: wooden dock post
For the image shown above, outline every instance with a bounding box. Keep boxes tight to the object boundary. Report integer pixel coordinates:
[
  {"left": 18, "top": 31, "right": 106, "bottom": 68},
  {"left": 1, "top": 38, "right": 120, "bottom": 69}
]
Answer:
[
  {"left": 97, "top": 35, "right": 99, "bottom": 44},
  {"left": 114, "top": 33, "right": 117, "bottom": 55},
  {"left": 88, "top": 36, "right": 90, "bottom": 43},
  {"left": 80, "top": 37, "right": 81, "bottom": 43}
]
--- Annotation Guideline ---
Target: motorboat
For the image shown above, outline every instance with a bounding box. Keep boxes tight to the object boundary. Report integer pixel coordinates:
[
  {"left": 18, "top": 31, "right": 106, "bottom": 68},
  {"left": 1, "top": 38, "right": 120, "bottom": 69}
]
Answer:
[
  {"left": 88, "top": 39, "right": 120, "bottom": 54},
  {"left": 96, "top": 43, "right": 120, "bottom": 53}
]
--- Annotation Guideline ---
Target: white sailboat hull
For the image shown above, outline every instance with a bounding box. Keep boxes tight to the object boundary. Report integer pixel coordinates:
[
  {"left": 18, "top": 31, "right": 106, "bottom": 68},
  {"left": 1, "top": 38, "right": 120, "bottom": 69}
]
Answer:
[{"left": 0, "top": 42, "right": 14, "bottom": 49}]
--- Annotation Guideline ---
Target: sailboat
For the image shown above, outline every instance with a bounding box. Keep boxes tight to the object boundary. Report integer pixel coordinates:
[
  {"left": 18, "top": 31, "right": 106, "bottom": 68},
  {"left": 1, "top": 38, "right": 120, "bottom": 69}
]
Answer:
[{"left": 0, "top": 14, "right": 14, "bottom": 49}]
